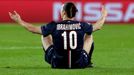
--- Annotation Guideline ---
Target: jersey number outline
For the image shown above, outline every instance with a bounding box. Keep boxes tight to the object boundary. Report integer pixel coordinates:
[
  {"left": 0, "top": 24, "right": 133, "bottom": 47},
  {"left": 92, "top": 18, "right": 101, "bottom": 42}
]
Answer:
[{"left": 62, "top": 31, "right": 77, "bottom": 50}]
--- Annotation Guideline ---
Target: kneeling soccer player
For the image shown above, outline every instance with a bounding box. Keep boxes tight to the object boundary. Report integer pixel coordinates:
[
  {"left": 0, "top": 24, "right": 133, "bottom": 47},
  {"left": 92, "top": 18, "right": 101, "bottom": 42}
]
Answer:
[{"left": 9, "top": 2, "right": 107, "bottom": 68}]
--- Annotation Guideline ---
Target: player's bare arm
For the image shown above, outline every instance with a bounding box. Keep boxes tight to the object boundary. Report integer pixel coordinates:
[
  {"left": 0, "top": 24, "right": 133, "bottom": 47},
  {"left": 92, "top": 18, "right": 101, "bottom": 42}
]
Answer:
[
  {"left": 9, "top": 11, "right": 41, "bottom": 34},
  {"left": 91, "top": 6, "right": 108, "bottom": 31}
]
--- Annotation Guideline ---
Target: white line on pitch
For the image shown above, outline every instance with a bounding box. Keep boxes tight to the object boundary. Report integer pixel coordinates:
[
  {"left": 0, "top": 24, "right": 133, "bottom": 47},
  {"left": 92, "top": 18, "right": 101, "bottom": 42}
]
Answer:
[{"left": 0, "top": 46, "right": 41, "bottom": 50}]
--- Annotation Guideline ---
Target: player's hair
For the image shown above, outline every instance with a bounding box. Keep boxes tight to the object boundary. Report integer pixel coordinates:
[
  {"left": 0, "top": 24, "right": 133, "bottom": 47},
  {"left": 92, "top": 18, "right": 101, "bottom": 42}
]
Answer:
[{"left": 63, "top": 2, "right": 78, "bottom": 18}]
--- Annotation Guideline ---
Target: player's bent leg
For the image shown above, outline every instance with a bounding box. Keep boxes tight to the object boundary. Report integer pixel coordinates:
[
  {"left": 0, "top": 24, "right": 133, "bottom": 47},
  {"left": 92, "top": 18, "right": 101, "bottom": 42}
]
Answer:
[
  {"left": 83, "top": 35, "right": 93, "bottom": 54},
  {"left": 83, "top": 34, "right": 94, "bottom": 67},
  {"left": 41, "top": 35, "right": 53, "bottom": 51},
  {"left": 41, "top": 35, "right": 54, "bottom": 64},
  {"left": 88, "top": 42, "right": 94, "bottom": 63}
]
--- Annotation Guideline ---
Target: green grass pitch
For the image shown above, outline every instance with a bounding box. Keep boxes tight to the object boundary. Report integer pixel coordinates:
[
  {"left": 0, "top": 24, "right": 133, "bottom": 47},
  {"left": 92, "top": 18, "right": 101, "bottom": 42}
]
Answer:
[{"left": 0, "top": 23, "right": 134, "bottom": 75}]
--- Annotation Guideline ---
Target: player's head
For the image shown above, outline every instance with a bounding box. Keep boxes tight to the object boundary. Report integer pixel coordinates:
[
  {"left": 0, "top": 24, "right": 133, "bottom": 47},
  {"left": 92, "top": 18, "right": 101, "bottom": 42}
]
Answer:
[{"left": 61, "top": 2, "right": 78, "bottom": 19}]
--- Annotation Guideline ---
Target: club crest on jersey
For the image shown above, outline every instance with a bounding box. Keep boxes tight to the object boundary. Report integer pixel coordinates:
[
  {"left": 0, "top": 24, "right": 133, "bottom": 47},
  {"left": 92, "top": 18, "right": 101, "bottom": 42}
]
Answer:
[{"left": 57, "top": 23, "right": 81, "bottom": 30}]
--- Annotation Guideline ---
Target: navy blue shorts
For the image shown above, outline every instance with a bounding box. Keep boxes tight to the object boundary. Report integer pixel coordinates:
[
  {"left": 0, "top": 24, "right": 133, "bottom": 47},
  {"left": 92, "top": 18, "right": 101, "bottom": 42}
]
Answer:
[{"left": 44, "top": 45, "right": 90, "bottom": 69}]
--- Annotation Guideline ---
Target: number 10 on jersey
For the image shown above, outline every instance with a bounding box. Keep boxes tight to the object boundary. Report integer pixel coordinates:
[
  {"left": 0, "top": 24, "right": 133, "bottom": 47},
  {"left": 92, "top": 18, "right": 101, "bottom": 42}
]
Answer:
[{"left": 62, "top": 31, "right": 77, "bottom": 50}]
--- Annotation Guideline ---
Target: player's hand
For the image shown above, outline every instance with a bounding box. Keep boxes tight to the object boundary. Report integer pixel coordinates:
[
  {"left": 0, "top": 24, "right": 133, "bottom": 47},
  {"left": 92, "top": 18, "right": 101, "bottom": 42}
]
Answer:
[
  {"left": 101, "top": 6, "right": 108, "bottom": 17},
  {"left": 9, "top": 11, "right": 22, "bottom": 23}
]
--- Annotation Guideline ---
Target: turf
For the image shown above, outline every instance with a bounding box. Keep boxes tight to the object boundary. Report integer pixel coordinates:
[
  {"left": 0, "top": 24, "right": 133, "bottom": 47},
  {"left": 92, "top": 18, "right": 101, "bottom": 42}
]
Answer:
[{"left": 0, "top": 23, "right": 134, "bottom": 75}]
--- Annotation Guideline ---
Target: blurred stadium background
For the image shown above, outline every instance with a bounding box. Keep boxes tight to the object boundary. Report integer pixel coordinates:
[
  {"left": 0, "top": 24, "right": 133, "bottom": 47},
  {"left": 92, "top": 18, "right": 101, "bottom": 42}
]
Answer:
[{"left": 0, "top": 0, "right": 134, "bottom": 75}]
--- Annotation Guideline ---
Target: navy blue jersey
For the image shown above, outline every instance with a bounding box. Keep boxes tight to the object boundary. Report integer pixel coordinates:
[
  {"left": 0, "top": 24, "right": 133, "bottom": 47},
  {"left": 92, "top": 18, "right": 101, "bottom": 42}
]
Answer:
[{"left": 41, "top": 20, "right": 93, "bottom": 56}]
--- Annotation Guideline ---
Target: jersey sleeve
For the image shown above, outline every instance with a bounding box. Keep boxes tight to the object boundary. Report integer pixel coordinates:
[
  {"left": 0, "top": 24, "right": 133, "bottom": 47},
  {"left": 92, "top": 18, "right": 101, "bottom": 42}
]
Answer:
[
  {"left": 82, "top": 22, "right": 93, "bottom": 35},
  {"left": 41, "top": 21, "right": 56, "bottom": 37}
]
